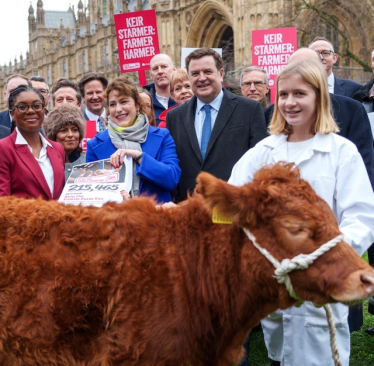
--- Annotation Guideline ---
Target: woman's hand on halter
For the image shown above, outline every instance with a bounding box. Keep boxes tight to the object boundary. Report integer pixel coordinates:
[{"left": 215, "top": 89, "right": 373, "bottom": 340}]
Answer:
[{"left": 110, "top": 149, "right": 143, "bottom": 168}]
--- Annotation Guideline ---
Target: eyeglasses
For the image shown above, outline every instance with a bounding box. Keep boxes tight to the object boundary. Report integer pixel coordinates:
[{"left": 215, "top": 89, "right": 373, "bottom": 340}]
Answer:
[
  {"left": 316, "top": 50, "right": 334, "bottom": 59},
  {"left": 37, "top": 89, "right": 49, "bottom": 95},
  {"left": 242, "top": 81, "right": 266, "bottom": 89},
  {"left": 13, "top": 103, "right": 44, "bottom": 113}
]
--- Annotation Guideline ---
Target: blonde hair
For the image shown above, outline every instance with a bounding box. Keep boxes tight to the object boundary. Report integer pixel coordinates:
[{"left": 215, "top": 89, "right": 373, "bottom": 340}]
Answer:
[
  {"left": 170, "top": 69, "right": 189, "bottom": 94},
  {"left": 269, "top": 59, "right": 339, "bottom": 136}
]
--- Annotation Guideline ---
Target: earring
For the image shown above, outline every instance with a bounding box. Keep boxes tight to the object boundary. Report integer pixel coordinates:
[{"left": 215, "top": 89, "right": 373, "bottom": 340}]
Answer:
[{"left": 136, "top": 109, "right": 140, "bottom": 116}]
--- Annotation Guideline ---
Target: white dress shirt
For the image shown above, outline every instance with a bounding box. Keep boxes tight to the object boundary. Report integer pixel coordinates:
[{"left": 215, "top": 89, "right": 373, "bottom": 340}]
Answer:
[
  {"left": 155, "top": 94, "right": 169, "bottom": 109},
  {"left": 328, "top": 73, "right": 335, "bottom": 94},
  {"left": 194, "top": 90, "right": 224, "bottom": 147}
]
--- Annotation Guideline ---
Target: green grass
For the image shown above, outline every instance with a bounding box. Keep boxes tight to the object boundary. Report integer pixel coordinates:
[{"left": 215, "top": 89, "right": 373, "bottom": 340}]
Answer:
[
  {"left": 248, "top": 301, "right": 374, "bottom": 365},
  {"left": 350, "top": 300, "right": 374, "bottom": 366},
  {"left": 248, "top": 252, "right": 374, "bottom": 365}
]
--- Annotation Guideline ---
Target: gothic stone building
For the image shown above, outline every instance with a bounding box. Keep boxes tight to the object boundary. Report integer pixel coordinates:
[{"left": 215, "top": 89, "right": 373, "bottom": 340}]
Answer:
[{"left": 1, "top": 0, "right": 373, "bottom": 110}]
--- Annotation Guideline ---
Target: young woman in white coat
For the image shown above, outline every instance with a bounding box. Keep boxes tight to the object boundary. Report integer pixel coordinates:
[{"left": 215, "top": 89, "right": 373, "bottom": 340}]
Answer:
[{"left": 229, "top": 59, "right": 374, "bottom": 366}]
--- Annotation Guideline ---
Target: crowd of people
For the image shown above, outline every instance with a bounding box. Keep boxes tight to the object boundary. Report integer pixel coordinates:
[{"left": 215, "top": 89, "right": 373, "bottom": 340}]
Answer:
[{"left": 0, "top": 36, "right": 374, "bottom": 365}]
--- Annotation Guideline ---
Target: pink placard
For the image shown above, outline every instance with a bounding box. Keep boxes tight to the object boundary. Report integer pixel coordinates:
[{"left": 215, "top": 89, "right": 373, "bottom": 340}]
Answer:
[
  {"left": 252, "top": 27, "right": 297, "bottom": 103},
  {"left": 81, "top": 120, "right": 97, "bottom": 153},
  {"left": 114, "top": 9, "right": 160, "bottom": 73}
]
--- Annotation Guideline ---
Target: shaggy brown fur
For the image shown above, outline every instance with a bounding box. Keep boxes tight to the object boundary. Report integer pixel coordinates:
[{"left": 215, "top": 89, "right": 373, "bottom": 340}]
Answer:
[{"left": 0, "top": 163, "right": 373, "bottom": 366}]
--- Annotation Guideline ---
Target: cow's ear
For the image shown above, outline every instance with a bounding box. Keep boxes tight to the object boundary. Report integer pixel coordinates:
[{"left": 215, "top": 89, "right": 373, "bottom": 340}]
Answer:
[{"left": 196, "top": 172, "right": 257, "bottom": 224}]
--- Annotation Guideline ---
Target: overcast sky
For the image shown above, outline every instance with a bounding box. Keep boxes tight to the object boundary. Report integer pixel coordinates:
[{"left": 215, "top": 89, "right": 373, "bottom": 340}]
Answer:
[{"left": 0, "top": 1, "right": 82, "bottom": 66}]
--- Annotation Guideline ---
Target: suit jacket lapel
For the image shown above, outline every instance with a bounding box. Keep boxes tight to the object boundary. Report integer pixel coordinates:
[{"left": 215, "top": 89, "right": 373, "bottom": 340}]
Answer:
[
  {"left": 205, "top": 90, "right": 236, "bottom": 159},
  {"left": 183, "top": 97, "right": 203, "bottom": 162},
  {"left": 15, "top": 143, "right": 52, "bottom": 199}
]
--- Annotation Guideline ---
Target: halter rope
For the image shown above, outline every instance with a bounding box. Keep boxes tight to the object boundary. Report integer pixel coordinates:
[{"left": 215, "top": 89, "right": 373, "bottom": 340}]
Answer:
[{"left": 243, "top": 228, "right": 344, "bottom": 366}]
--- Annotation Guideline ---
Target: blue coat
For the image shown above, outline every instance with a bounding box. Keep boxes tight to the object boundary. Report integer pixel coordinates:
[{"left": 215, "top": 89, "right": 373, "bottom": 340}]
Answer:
[{"left": 86, "top": 126, "right": 181, "bottom": 203}]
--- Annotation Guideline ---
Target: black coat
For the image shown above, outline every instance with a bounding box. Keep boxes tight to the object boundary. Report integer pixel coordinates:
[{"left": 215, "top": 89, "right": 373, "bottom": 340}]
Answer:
[{"left": 166, "top": 88, "right": 268, "bottom": 202}]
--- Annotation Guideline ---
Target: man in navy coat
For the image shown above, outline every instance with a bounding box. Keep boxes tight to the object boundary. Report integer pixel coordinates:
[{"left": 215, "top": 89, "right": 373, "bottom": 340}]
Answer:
[
  {"left": 309, "top": 37, "right": 361, "bottom": 98},
  {"left": 167, "top": 48, "right": 267, "bottom": 202},
  {"left": 144, "top": 54, "right": 177, "bottom": 126}
]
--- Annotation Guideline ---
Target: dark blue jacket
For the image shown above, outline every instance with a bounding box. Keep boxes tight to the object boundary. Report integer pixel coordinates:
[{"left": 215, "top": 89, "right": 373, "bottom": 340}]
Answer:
[
  {"left": 86, "top": 126, "right": 181, "bottom": 203},
  {"left": 0, "top": 125, "right": 10, "bottom": 139},
  {"left": 143, "top": 83, "right": 177, "bottom": 126},
  {"left": 0, "top": 110, "right": 12, "bottom": 129},
  {"left": 334, "top": 76, "right": 361, "bottom": 98}
]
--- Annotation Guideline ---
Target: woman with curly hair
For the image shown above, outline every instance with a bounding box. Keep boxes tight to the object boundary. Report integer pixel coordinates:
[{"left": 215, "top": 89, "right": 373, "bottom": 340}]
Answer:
[{"left": 44, "top": 103, "right": 86, "bottom": 181}]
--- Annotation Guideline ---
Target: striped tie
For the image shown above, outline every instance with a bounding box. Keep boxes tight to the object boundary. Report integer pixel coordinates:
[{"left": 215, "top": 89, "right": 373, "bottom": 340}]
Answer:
[{"left": 98, "top": 116, "right": 105, "bottom": 132}]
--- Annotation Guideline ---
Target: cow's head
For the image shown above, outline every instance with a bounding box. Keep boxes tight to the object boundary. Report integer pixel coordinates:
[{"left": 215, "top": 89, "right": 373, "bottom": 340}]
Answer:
[{"left": 196, "top": 163, "right": 374, "bottom": 307}]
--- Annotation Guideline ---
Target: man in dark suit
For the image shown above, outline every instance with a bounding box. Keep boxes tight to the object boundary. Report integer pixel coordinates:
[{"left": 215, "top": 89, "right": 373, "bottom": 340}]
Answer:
[
  {"left": 78, "top": 72, "right": 108, "bottom": 133},
  {"left": 0, "top": 74, "right": 31, "bottom": 132},
  {"left": 166, "top": 48, "right": 267, "bottom": 202},
  {"left": 309, "top": 37, "right": 361, "bottom": 98}
]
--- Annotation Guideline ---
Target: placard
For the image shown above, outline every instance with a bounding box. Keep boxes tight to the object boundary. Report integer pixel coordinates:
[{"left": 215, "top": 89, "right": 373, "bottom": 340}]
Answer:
[
  {"left": 252, "top": 27, "right": 297, "bottom": 103},
  {"left": 81, "top": 120, "right": 97, "bottom": 153},
  {"left": 59, "top": 158, "right": 133, "bottom": 207},
  {"left": 114, "top": 9, "right": 160, "bottom": 72}
]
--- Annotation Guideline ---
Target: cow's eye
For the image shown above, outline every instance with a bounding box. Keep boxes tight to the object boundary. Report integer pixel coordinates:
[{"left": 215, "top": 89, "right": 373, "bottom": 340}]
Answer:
[{"left": 287, "top": 226, "right": 309, "bottom": 236}]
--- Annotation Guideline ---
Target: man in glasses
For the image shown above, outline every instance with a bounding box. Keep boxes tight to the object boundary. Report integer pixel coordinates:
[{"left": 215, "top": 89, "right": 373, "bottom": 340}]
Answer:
[
  {"left": 240, "top": 66, "right": 270, "bottom": 110},
  {"left": 0, "top": 74, "right": 31, "bottom": 137},
  {"left": 309, "top": 36, "right": 361, "bottom": 98},
  {"left": 30, "top": 76, "right": 50, "bottom": 114}
]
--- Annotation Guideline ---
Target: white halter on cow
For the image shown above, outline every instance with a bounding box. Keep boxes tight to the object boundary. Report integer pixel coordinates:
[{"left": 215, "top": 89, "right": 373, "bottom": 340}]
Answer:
[{"left": 243, "top": 228, "right": 344, "bottom": 366}]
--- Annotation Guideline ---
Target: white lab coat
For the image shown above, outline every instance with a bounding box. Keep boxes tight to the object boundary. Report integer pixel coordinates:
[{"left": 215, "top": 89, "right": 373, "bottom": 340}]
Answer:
[{"left": 229, "top": 132, "right": 374, "bottom": 366}]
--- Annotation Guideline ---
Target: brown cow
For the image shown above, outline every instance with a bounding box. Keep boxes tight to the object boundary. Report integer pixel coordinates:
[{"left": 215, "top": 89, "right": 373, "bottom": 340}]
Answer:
[{"left": 0, "top": 163, "right": 373, "bottom": 366}]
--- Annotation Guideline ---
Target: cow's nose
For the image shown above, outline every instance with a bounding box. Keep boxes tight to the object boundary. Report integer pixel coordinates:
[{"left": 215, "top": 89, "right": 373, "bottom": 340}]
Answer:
[{"left": 361, "top": 272, "right": 374, "bottom": 296}]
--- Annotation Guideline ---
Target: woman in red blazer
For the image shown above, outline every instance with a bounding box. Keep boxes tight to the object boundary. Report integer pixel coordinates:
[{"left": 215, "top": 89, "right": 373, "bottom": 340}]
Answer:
[{"left": 0, "top": 85, "right": 65, "bottom": 200}]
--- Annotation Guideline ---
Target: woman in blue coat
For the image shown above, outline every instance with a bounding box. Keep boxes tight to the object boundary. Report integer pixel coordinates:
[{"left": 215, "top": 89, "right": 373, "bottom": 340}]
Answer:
[{"left": 86, "top": 76, "right": 181, "bottom": 203}]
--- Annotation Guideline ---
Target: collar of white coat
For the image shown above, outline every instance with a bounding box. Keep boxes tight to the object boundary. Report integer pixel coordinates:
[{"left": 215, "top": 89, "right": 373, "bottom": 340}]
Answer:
[
  {"left": 263, "top": 133, "right": 333, "bottom": 164},
  {"left": 264, "top": 132, "right": 333, "bottom": 152}
]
